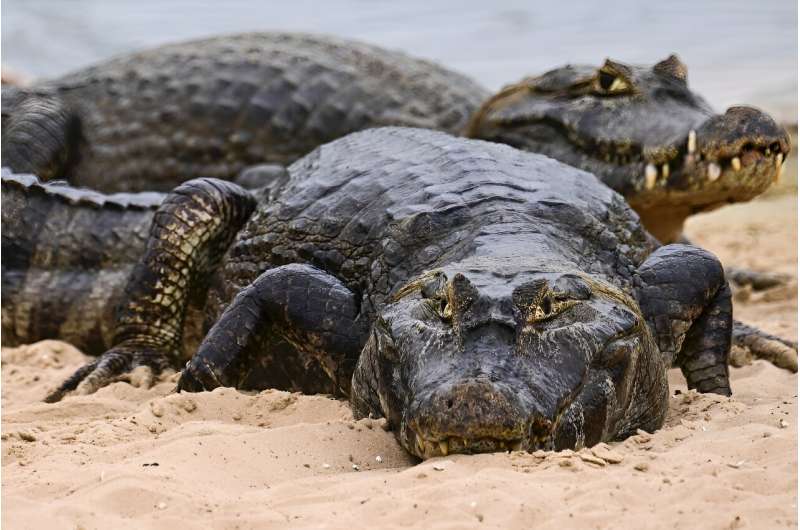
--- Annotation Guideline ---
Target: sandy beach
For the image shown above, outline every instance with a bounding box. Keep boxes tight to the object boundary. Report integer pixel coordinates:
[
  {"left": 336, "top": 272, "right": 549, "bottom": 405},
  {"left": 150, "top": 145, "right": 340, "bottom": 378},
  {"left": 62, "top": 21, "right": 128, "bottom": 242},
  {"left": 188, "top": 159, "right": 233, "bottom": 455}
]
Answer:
[{"left": 2, "top": 176, "right": 797, "bottom": 529}]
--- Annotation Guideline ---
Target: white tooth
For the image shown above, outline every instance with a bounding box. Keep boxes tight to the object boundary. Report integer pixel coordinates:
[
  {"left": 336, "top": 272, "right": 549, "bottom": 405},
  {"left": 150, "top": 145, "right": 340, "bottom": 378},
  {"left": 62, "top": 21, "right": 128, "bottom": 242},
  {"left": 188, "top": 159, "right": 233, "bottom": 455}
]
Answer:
[
  {"left": 645, "top": 164, "right": 658, "bottom": 189},
  {"left": 661, "top": 163, "right": 670, "bottom": 178},
  {"left": 765, "top": 147, "right": 772, "bottom": 156},
  {"left": 439, "top": 440, "right": 449, "bottom": 456},
  {"left": 687, "top": 130, "right": 696, "bottom": 154},
  {"left": 731, "top": 157, "right": 741, "bottom": 171},
  {"left": 707, "top": 163, "right": 722, "bottom": 181},
  {"left": 776, "top": 153, "right": 784, "bottom": 181},
  {"left": 776, "top": 152, "right": 784, "bottom": 166}
]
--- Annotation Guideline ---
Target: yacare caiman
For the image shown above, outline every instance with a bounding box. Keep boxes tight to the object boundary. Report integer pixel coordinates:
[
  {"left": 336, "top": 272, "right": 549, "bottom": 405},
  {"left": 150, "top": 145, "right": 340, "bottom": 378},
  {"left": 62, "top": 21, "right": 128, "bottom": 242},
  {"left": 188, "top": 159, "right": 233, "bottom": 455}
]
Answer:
[{"left": 38, "top": 127, "right": 793, "bottom": 457}]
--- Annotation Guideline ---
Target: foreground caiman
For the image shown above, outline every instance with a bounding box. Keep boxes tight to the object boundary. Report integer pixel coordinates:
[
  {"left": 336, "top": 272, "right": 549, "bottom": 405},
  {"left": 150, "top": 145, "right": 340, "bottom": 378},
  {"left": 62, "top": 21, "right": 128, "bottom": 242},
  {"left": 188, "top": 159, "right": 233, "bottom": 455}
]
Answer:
[
  {"left": 44, "top": 128, "right": 737, "bottom": 457},
  {"left": 5, "top": 165, "right": 795, "bottom": 374},
  {"left": 1, "top": 32, "right": 789, "bottom": 243}
]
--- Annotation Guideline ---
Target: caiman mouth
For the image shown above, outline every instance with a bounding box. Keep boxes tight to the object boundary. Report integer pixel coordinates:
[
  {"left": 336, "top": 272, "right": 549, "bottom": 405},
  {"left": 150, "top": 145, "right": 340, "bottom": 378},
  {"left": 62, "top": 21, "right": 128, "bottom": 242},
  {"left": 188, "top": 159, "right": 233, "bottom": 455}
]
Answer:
[
  {"left": 492, "top": 116, "right": 789, "bottom": 204},
  {"left": 636, "top": 129, "right": 788, "bottom": 195},
  {"left": 408, "top": 412, "right": 562, "bottom": 458},
  {"left": 411, "top": 433, "right": 525, "bottom": 458}
]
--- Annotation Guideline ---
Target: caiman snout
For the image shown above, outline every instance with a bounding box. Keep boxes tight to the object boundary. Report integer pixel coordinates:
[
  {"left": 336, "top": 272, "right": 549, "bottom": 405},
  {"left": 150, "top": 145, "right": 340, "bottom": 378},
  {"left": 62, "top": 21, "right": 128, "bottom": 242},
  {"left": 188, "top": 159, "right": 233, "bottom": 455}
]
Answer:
[
  {"left": 408, "top": 378, "right": 528, "bottom": 458},
  {"left": 694, "top": 106, "right": 790, "bottom": 173}
]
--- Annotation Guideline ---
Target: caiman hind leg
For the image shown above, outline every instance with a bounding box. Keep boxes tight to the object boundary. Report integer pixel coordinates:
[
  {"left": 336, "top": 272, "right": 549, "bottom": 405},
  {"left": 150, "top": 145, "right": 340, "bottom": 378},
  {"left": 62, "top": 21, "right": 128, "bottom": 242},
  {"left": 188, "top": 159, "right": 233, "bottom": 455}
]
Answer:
[
  {"left": 177, "top": 264, "right": 368, "bottom": 397},
  {"left": 672, "top": 235, "right": 790, "bottom": 291},
  {"left": 2, "top": 92, "right": 79, "bottom": 180},
  {"left": 634, "top": 244, "right": 732, "bottom": 395},
  {"left": 45, "top": 178, "right": 255, "bottom": 402}
]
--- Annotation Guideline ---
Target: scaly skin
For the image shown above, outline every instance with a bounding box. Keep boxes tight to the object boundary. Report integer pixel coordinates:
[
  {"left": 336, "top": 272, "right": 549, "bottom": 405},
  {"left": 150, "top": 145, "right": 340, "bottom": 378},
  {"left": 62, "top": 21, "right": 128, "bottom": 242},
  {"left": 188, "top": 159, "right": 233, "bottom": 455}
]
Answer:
[
  {"left": 3, "top": 149, "right": 795, "bottom": 369},
  {"left": 1, "top": 33, "right": 486, "bottom": 193},
  {"left": 465, "top": 55, "right": 791, "bottom": 242},
  {"left": 1, "top": 170, "right": 162, "bottom": 353},
  {"left": 2, "top": 35, "right": 788, "bottom": 241},
  {"left": 0, "top": 164, "right": 290, "bottom": 356},
  {"left": 47, "top": 128, "right": 738, "bottom": 458}
]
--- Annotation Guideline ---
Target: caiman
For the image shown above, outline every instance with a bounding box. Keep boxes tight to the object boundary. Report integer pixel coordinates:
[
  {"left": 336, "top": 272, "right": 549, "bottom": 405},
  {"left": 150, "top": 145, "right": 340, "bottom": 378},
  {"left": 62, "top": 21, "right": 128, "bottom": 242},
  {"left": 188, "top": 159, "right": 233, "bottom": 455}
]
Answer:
[
  {"left": 1, "top": 32, "right": 789, "bottom": 244},
  {"left": 4, "top": 166, "right": 794, "bottom": 373},
  {"left": 35, "top": 128, "right": 788, "bottom": 459}
]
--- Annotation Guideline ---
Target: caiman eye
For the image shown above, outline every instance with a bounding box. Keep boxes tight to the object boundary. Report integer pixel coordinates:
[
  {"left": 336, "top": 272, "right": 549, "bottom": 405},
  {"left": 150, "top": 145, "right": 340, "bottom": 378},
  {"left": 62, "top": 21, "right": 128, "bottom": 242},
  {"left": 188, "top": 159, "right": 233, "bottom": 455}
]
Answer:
[
  {"left": 527, "top": 294, "right": 578, "bottom": 324},
  {"left": 423, "top": 296, "right": 452, "bottom": 321},
  {"left": 596, "top": 70, "right": 631, "bottom": 95},
  {"left": 420, "top": 272, "right": 452, "bottom": 320}
]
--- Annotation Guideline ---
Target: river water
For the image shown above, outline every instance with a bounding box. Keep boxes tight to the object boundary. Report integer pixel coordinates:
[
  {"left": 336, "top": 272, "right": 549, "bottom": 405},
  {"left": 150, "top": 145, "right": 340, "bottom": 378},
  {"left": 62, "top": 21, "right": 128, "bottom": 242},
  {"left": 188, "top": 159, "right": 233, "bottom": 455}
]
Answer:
[{"left": 2, "top": 0, "right": 797, "bottom": 121}]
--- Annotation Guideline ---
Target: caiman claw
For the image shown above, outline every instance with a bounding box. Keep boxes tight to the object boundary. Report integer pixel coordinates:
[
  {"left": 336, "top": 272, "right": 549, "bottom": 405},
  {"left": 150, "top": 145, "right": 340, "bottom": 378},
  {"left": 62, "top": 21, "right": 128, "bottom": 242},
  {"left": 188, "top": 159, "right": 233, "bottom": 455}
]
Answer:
[{"left": 44, "top": 344, "right": 172, "bottom": 403}]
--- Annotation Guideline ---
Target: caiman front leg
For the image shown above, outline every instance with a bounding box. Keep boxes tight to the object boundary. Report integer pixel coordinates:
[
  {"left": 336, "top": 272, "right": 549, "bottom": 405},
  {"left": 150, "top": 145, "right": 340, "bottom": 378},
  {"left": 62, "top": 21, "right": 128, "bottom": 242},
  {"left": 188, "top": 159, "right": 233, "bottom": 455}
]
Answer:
[
  {"left": 177, "top": 264, "right": 368, "bottom": 396},
  {"left": 637, "top": 244, "right": 797, "bottom": 376},
  {"left": 45, "top": 178, "right": 255, "bottom": 402},
  {"left": 634, "top": 244, "right": 733, "bottom": 395}
]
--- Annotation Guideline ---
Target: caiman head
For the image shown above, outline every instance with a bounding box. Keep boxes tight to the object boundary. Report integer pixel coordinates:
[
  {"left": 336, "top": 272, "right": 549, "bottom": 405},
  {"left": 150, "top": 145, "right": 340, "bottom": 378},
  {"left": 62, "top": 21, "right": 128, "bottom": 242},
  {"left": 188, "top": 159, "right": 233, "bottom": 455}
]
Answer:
[
  {"left": 351, "top": 259, "right": 666, "bottom": 459},
  {"left": 465, "top": 55, "right": 790, "bottom": 243}
]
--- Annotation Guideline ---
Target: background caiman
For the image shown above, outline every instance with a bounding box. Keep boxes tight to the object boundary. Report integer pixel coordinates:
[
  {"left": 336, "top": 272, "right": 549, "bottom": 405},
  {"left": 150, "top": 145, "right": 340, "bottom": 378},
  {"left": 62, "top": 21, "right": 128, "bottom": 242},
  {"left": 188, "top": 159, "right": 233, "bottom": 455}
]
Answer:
[{"left": 1, "top": 32, "right": 789, "bottom": 243}]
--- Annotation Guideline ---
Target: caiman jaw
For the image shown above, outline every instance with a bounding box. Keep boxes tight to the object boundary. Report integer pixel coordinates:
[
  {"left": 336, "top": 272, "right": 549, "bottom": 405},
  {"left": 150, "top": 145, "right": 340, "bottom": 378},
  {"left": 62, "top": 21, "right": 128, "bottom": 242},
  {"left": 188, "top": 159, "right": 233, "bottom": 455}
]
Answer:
[
  {"left": 637, "top": 129, "right": 788, "bottom": 198},
  {"left": 411, "top": 434, "right": 525, "bottom": 458}
]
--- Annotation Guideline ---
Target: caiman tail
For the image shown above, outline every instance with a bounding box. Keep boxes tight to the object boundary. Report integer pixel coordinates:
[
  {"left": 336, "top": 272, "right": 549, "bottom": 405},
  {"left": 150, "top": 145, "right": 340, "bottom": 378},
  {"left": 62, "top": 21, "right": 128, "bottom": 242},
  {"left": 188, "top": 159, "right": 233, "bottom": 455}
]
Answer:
[{"left": 1, "top": 169, "right": 163, "bottom": 354}]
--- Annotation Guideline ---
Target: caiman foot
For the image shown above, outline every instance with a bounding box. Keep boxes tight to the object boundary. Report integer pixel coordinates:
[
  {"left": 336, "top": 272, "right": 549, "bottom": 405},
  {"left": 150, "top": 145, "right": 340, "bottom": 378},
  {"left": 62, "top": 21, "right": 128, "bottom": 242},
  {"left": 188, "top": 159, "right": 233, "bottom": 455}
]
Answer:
[
  {"left": 731, "top": 320, "right": 797, "bottom": 372},
  {"left": 44, "top": 343, "right": 173, "bottom": 403},
  {"left": 726, "top": 267, "right": 790, "bottom": 291},
  {"left": 176, "top": 356, "right": 230, "bottom": 393}
]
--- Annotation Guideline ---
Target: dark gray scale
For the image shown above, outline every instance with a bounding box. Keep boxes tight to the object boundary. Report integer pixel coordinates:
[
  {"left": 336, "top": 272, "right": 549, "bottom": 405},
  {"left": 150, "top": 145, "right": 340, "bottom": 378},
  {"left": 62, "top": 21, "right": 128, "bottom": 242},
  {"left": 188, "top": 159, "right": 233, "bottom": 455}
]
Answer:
[
  {"left": 0, "top": 170, "right": 162, "bottom": 353},
  {"left": 2, "top": 33, "right": 487, "bottom": 192},
  {"left": 212, "top": 127, "right": 656, "bottom": 321}
]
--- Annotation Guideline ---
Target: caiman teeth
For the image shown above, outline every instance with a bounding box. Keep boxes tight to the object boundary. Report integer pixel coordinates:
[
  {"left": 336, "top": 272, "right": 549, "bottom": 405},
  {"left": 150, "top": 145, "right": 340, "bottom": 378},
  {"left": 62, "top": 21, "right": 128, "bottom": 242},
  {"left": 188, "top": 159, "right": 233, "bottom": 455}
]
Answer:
[
  {"left": 644, "top": 164, "right": 658, "bottom": 189},
  {"left": 687, "top": 130, "right": 696, "bottom": 154},
  {"left": 439, "top": 440, "right": 449, "bottom": 456},
  {"left": 707, "top": 162, "right": 722, "bottom": 181},
  {"left": 416, "top": 436, "right": 425, "bottom": 455},
  {"left": 661, "top": 163, "right": 670, "bottom": 178},
  {"left": 731, "top": 157, "right": 742, "bottom": 171},
  {"left": 776, "top": 153, "right": 784, "bottom": 181}
]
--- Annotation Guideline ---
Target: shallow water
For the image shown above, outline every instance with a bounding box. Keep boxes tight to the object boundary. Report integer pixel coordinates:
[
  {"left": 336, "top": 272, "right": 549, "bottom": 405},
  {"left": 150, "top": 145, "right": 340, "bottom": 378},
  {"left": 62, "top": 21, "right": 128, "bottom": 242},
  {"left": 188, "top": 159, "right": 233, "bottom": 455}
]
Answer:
[{"left": 2, "top": 0, "right": 797, "bottom": 121}]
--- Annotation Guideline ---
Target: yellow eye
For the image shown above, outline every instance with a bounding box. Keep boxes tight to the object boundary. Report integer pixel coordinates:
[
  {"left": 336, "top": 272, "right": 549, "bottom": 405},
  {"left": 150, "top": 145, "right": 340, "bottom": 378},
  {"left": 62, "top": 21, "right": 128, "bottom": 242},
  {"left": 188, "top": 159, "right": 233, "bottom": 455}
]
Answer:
[
  {"left": 526, "top": 296, "right": 577, "bottom": 323},
  {"left": 596, "top": 70, "right": 631, "bottom": 94},
  {"left": 425, "top": 297, "right": 452, "bottom": 321}
]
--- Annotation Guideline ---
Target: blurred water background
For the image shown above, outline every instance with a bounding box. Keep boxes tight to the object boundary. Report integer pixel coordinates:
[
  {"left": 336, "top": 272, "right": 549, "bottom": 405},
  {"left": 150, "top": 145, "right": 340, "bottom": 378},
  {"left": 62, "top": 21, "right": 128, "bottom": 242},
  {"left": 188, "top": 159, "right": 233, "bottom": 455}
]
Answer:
[{"left": 2, "top": 0, "right": 797, "bottom": 122}]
